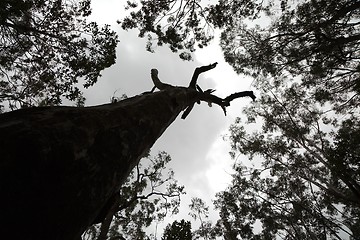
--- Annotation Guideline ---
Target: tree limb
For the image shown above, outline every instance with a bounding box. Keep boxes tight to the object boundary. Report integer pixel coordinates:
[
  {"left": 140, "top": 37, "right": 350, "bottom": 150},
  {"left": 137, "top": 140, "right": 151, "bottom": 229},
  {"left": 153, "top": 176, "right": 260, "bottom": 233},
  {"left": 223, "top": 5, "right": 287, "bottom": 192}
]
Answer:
[
  {"left": 181, "top": 103, "right": 195, "bottom": 119},
  {"left": 225, "top": 91, "right": 256, "bottom": 102},
  {"left": 150, "top": 69, "right": 173, "bottom": 90},
  {"left": 181, "top": 90, "right": 256, "bottom": 119},
  {"left": 141, "top": 62, "right": 255, "bottom": 119},
  {"left": 189, "top": 62, "right": 218, "bottom": 89},
  {"left": 149, "top": 63, "right": 256, "bottom": 119}
]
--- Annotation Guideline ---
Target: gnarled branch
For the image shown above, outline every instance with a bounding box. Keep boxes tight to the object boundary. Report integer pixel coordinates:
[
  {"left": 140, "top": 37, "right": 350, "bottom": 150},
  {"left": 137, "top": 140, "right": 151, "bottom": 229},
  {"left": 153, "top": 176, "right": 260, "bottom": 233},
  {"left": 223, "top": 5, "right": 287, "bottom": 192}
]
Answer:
[
  {"left": 149, "top": 63, "right": 256, "bottom": 119},
  {"left": 150, "top": 69, "right": 173, "bottom": 91},
  {"left": 189, "top": 62, "right": 218, "bottom": 89},
  {"left": 196, "top": 90, "right": 256, "bottom": 118},
  {"left": 187, "top": 63, "right": 255, "bottom": 118}
]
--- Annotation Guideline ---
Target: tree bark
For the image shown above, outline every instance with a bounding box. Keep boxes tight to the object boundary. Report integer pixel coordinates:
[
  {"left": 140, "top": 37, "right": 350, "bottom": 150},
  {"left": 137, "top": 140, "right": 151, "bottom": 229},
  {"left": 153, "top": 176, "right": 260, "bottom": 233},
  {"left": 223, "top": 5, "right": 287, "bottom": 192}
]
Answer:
[
  {"left": 0, "top": 87, "right": 196, "bottom": 240},
  {"left": 0, "top": 64, "right": 254, "bottom": 240}
]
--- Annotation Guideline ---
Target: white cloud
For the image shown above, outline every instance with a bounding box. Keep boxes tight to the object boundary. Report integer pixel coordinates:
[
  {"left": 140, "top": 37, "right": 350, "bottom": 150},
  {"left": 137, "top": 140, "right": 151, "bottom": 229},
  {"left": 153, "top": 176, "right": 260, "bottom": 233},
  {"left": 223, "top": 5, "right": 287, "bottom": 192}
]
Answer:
[{"left": 205, "top": 131, "right": 235, "bottom": 193}]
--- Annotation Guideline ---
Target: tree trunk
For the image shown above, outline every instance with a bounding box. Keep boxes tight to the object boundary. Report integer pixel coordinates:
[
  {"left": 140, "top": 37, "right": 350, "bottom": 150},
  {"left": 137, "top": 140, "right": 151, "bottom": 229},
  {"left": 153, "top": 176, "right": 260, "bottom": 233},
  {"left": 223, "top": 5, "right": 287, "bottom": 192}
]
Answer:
[
  {"left": 0, "top": 87, "right": 197, "bottom": 240},
  {"left": 0, "top": 64, "right": 254, "bottom": 239}
]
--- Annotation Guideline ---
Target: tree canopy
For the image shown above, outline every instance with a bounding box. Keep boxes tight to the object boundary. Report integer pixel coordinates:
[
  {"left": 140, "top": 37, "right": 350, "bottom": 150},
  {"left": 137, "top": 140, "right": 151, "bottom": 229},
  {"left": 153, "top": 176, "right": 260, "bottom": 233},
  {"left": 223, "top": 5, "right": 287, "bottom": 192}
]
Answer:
[
  {"left": 0, "top": 0, "right": 118, "bottom": 110},
  {"left": 219, "top": 0, "right": 360, "bottom": 110},
  {"left": 215, "top": 105, "right": 360, "bottom": 238}
]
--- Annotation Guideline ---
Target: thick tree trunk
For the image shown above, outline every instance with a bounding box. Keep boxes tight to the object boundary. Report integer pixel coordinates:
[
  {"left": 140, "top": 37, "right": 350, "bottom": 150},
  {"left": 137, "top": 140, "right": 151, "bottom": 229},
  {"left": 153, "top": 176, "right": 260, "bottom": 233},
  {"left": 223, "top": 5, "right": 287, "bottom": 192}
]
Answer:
[
  {"left": 0, "top": 87, "right": 196, "bottom": 240},
  {"left": 0, "top": 64, "right": 254, "bottom": 240}
]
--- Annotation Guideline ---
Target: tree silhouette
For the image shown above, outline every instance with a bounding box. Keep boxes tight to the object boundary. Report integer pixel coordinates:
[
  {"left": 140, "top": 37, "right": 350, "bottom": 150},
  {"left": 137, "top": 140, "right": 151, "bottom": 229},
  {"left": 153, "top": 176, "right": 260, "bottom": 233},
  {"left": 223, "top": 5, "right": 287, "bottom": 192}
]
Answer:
[
  {"left": 162, "top": 219, "right": 192, "bottom": 240},
  {"left": 0, "top": 0, "right": 118, "bottom": 109},
  {"left": 0, "top": 63, "right": 254, "bottom": 240}
]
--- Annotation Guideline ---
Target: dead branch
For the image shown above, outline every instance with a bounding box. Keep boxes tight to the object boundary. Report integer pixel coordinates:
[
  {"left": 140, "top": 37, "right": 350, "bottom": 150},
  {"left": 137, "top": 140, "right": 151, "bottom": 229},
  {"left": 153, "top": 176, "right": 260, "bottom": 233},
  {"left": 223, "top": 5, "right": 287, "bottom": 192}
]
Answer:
[
  {"left": 189, "top": 62, "right": 218, "bottom": 89},
  {"left": 183, "top": 63, "right": 255, "bottom": 119},
  {"left": 150, "top": 69, "right": 173, "bottom": 90},
  {"left": 149, "top": 63, "right": 256, "bottom": 119},
  {"left": 188, "top": 90, "right": 256, "bottom": 119},
  {"left": 225, "top": 91, "right": 256, "bottom": 102}
]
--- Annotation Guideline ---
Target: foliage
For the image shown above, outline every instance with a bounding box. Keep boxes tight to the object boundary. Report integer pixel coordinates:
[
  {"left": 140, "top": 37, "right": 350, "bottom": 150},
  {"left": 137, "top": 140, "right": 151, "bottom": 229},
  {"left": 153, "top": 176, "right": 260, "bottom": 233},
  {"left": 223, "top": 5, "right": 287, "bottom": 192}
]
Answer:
[
  {"left": 162, "top": 219, "right": 192, "bottom": 240},
  {"left": 82, "top": 151, "right": 185, "bottom": 240},
  {"left": 214, "top": 83, "right": 360, "bottom": 239},
  {"left": 189, "top": 197, "right": 219, "bottom": 240},
  {"left": 213, "top": 1, "right": 360, "bottom": 237},
  {"left": 0, "top": 0, "right": 118, "bottom": 109},
  {"left": 120, "top": 0, "right": 216, "bottom": 60},
  {"left": 219, "top": 0, "right": 360, "bottom": 110},
  {"left": 119, "top": 0, "right": 274, "bottom": 60}
]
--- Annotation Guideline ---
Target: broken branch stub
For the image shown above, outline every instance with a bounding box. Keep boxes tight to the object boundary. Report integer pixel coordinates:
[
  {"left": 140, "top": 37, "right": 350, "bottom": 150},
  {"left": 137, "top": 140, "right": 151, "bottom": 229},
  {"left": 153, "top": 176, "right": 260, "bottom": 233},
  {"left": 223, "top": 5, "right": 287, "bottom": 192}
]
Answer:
[
  {"left": 150, "top": 69, "right": 173, "bottom": 90},
  {"left": 189, "top": 62, "right": 218, "bottom": 89},
  {"left": 150, "top": 63, "right": 256, "bottom": 119}
]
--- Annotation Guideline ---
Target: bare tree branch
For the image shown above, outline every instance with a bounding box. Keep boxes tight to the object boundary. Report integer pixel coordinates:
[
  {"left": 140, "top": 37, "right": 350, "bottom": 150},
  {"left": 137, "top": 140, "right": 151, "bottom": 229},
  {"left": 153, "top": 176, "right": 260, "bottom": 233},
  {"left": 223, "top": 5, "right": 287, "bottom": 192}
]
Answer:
[
  {"left": 225, "top": 91, "right": 256, "bottom": 102},
  {"left": 150, "top": 69, "right": 173, "bottom": 90},
  {"left": 142, "top": 62, "right": 256, "bottom": 119},
  {"left": 189, "top": 62, "right": 218, "bottom": 89}
]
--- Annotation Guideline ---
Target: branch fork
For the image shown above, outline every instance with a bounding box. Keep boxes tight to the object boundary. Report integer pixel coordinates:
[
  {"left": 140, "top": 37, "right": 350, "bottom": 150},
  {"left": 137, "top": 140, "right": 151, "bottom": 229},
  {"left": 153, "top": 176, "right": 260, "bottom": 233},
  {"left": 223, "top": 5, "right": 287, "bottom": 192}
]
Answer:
[{"left": 150, "top": 62, "right": 256, "bottom": 119}]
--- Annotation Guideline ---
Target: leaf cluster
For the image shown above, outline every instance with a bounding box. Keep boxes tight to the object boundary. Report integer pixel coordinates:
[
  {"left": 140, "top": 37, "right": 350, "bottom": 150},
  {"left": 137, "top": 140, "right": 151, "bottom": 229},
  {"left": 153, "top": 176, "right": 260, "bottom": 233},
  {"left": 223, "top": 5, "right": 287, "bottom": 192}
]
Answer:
[
  {"left": 206, "top": 3, "right": 360, "bottom": 236},
  {"left": 187, "top": 197, "right": 220, "bottom": 240},
  {"left": 120, "top": 0, "right": 216, "bottom": 60},
  {"left": 0, "top": 0, "right": 118, "bottom": 109},
  {"left": 119, "top": 0, "right": 270, "bottom": 60},
  {"left": 220, "top": 0, "right": 360, "bottom": 109},
  {"left": 162, "top": 219, "right": 192, "bottom": 240}
]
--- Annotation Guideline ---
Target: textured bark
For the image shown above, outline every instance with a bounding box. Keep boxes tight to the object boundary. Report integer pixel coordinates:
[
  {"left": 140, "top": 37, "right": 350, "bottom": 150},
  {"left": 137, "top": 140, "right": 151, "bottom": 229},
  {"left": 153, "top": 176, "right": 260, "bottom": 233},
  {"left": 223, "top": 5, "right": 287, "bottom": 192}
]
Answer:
[
  {"left": 0, "top": 87, "right": 197, "bottom": 240},
  {"left": 0, "top": 64, "right": 255, "bottom": 240}
]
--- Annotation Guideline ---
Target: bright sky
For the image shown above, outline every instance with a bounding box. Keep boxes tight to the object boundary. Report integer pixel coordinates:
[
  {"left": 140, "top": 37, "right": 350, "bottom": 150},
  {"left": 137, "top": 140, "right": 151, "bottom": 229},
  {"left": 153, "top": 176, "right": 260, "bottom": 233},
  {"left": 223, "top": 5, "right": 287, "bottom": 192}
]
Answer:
[{"left": 88, "top": 0, "right": 255, "bottom": 236}]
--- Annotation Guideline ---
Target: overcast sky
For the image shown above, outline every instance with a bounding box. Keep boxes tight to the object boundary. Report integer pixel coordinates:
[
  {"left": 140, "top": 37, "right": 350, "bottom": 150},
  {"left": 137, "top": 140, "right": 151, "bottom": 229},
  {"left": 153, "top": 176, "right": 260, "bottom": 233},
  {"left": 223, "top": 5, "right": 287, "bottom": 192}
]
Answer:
[{"left": 88, "top": 0, "right": 256, "bottom": 235}]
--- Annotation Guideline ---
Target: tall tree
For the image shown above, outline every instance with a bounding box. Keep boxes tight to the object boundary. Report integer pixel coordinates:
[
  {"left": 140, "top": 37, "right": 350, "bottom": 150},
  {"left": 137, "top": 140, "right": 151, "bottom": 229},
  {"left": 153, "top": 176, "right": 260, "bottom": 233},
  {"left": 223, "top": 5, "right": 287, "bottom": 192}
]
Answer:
[
  {"left": 0, "top": 63, "right": 254, "bottom": 240},
  {"left": 0, "top": 0, "right": 118, "bottom": 109}
]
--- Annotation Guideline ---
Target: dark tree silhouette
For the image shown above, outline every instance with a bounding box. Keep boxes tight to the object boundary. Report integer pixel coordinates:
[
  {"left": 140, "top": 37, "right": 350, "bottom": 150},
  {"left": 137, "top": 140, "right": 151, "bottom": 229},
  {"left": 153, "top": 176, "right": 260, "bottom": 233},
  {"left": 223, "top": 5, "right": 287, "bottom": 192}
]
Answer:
[
  {"left": 0, "top": 63, "right": 254, "bottom": 240},
  {"left": 0, "top": 0, "right": 117, "bottom": 109},
  {"left": 162, "top": 219, "right": 192, "bottom": 240}
]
